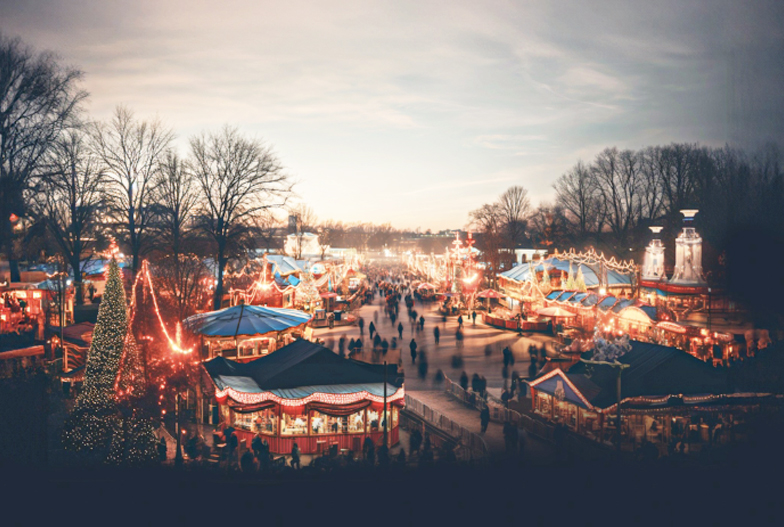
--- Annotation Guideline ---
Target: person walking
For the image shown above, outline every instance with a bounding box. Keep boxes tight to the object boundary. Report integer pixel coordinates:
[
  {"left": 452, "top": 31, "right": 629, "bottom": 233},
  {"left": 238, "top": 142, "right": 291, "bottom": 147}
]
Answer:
[
  {"left": 157, "top": 436, "right": 167, "bottom": 462},
  {"left": 419, "top": 315, "right": 425, "bottom": 331},
  {"left": 397, "top": 322, "right": 403, "bottom": 339},
  {"left": 433, "top": 325, "right": 440, "bottom": 345},
  {"left": 409, "top": 338, "right": 418, "bottom": 363},
  {"left": 358, "top": 317, "right": 365, "bottom": 335},
  {"left": 480, "top": 405, "right": 490, "bottom": 434},
  {"left": 338, "top": 334, "right": 346, "bottom": 356},
  {"left": 368, "top": 321, "right": 376, "bottom": 339},
  {"left": 460, "top": 371, "right": 469, "bottom": 391},
  {"left": 457, "top": 315, "right": 463, "bottom": 329},
  {"left": 291, "top": 441, "right": 301, "bottom": 469},
  {"left": 471, "top": 310, "right": 477, "bottom": 325}
]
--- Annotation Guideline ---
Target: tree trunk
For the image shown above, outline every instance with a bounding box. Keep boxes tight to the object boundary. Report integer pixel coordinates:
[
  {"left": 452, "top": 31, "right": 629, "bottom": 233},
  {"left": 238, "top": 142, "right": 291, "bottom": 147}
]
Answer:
[{"left": 213, "top": 244, "right": 226, "bottom": 311}]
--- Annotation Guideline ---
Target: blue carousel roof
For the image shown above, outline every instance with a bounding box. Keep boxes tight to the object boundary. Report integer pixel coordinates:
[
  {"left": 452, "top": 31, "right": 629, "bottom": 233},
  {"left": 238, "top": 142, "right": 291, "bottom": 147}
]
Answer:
[{"left": 183, "top": 304, "right": 312, "bottom": 337}]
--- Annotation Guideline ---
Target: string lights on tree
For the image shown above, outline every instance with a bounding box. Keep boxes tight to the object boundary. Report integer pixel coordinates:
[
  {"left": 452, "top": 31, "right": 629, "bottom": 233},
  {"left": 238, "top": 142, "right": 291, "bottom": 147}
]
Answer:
[{"left": 62, "top": 260, "right": 128, "bottom": 457}]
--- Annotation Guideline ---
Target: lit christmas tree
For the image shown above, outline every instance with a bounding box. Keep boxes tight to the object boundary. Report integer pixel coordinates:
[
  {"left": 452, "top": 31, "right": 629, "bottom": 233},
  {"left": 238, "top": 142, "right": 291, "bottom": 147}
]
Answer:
[
  {"left": 539, "top": 265, "right": 550, "bottom": 290},
  {"left": 563, "top": 262, "right": 576, "bottom": 290},
  {"left": 106, "top": 330, "right": 157, "bottom": 466},
  {"left": 106, "top": 332, "right": 158, "bottom": 466},
  {"left": 62, "top": 260, "right": 127, "bottom": 456},
  {"left": 575, "top": 266, "right": 587, "bottom": 292}
]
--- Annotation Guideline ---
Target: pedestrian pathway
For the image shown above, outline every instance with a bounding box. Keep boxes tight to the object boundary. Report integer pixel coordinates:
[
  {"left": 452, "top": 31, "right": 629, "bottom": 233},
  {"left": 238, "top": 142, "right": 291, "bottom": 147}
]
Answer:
[
  {"left": 410, "top": 389, "right": 558, "bottom": 466},
  {"left": 410, "top": 390, "right": 505, "bottom": 451}
]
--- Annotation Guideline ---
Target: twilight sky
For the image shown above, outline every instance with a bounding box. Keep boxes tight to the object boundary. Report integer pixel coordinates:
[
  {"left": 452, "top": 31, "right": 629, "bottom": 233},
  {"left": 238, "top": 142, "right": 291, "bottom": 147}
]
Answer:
[{"left": 2, "top": 0, "right": 783, "bottom": 230}]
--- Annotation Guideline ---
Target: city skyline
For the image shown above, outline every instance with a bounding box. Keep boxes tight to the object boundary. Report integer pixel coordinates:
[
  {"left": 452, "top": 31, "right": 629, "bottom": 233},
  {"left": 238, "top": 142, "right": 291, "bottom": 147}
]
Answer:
[{"left": 2, "top": 0, "right": 782, "bottom": 230}]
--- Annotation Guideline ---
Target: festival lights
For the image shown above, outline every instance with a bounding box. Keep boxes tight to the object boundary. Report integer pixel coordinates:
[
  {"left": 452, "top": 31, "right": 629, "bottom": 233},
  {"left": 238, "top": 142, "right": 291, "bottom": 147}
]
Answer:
[{"left": 215, "top": 385, "right": 405, "bottom": 407}]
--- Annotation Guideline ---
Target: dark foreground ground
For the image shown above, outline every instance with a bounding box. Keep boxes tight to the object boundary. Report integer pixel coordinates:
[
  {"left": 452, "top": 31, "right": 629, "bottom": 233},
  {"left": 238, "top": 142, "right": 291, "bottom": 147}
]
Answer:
[{"left": 1, "top": 455, "right": 782, "bottom": 526}]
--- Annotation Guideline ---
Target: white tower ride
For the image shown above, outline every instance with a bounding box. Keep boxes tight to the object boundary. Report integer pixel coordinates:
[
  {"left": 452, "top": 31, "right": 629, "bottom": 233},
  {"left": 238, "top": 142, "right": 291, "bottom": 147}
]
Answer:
[
  {"left": 642, "top": 226, "right": 666, "bottom": 281},
  {"left": 670, "top": 210, "right": 706, "bottom": 286}
]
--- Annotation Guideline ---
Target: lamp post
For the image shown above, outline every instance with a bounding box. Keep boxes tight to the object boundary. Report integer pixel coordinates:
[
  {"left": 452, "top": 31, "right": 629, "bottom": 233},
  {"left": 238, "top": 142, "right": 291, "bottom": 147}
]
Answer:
[
  {"left": 383, "top": 361, "right": 388, "bottom": 449},
  {"left": 580, "top": 357, "right": 630, "bottom": 452},
  {"left": 174, "top": 389, "right": 183, "bottom": 467}
]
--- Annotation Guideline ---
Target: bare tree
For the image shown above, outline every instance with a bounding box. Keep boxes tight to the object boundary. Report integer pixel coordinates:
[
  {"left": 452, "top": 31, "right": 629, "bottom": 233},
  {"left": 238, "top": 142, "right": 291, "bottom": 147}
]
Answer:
[
  {"left": 153, "top": 254, "right": 211, "bottom": 321},
  {"left": 527, "top": 203, "right": 569, "bottom": 250},
  {"left": 498, "top": 185, "right": 531, "bottom": 247},
  {"left": 469, "top": 203, "right": 504, "bottom": 287},
  {"left": 152, "top": 151, "right": 197, "bottom": 257},
  {"left": 90, "top": 106, "right": 174, "bottom": 274},
  {"left": 592, "top": 147, "right": 642, "bottom": 248},
  {"left": 287, "top": 203, "right": 317, "bottom": 259},
  {"left": 0, "top": 33, "right": 87, "bottom": 262},
  {"left": 637, "top": 146, "right": 665, "bottom": 223},
  {"left": 251, "top": 209, "right": 282, "bottom": 254},
  {"left": 31, "top": 127, "right": 105, "bottom": 304},
  {"left": 190, "top": 125, "right": 292, "bottom": 309},
  {"left": 554, "top": 160, "right": 602, "bottom": 239}
]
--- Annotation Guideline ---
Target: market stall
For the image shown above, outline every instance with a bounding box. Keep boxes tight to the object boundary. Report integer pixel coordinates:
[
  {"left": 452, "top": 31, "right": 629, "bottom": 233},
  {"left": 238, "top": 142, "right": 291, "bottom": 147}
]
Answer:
[{"left": 204, "top": 339, "right": 405, "bottom": 454}]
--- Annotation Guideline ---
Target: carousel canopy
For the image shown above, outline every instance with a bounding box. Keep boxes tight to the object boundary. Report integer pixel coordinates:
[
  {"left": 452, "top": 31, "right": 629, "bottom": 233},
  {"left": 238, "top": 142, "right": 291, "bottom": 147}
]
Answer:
[
  {"left": 417, "top": 282, "right": 437, "bottom": 290},
  {"left": 203, "top": 340, "right": 403, "bottom": 405},
  {"left": 498, "top": 257, "right": 632, "bottom": 287},
  {"left": 183, "top": 304, "right": 312, "bottom": 337}
]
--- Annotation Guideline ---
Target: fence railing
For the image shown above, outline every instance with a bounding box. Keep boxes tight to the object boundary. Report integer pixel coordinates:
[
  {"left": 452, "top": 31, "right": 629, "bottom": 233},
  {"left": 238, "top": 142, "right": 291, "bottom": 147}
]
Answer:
[
  {"left": 442, "top": 375, "right": 558, "bottom": 441},
  {"left": 403, "top": 394, "right": 488, "bottom": 459}
]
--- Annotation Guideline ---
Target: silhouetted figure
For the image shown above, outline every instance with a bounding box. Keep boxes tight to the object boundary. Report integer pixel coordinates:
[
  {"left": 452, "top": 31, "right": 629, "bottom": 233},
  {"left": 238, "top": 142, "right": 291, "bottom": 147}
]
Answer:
[
  {"left": 398, "top": 322, "right": 403, "bottom": 338},
  {"left": 157, "top": 436, "right": 167, "bottom": 462},
  {"left": 471, "top": 310, "right": 477, "bottom": 325},
  {"left": 433, "top": 325, "right": 440, "bottom": 344},
  {"left": 410, "top": 338, "right": 418, "bottom": 363},
  {"left": 460, "top": 371, "right": 469, "bottom": 391},
  {"left": 368, "top": 321, "right": 376, "bottom": 339},
  {"left": 291, "top": 441, "right": 301, "bottom": 469},
  {"left": 358, "top": 317, "right": 365, "bottom": 335},
  {"left": 480, "top": 405, "right": 490, "bottom": 433}
]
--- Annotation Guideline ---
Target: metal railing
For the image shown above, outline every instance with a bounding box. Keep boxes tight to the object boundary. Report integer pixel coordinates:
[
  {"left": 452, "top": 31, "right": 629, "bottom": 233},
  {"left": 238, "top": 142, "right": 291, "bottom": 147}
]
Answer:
[
  {"left": 443, "top": 376, "right": 617, "bottom": 459},
  {"left": 443, "top": 375, "right": 556, "bottom": 440},
  {"left": 403, "top": 394, "right": 488, "bottom": 459}
]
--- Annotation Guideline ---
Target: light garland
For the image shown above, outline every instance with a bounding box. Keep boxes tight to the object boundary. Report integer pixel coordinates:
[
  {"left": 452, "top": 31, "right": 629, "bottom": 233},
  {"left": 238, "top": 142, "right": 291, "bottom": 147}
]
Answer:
[
  {"left": 526, "top": 369, "right": 595, "bottom": 410},
  {"left": 554, "top": 247, "right": 637, "bottom": 274},
  {"left": 128, "top": 260, "right": 192, "bottom": 354},
  {"left": 215, "top": 385, "right": 405, "bottom": 407}
]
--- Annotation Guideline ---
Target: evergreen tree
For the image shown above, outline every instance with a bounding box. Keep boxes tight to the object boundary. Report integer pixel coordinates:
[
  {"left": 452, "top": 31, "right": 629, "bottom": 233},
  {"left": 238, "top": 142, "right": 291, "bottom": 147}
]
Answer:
[
  {"left": 62, "top": 260, "right": 127, "bottom": 456},
  {"left": 106, "top": 332, "right": 158, "bottom": 466},
  {"left": 539, "top": 265, "right": 550, "bottom": 290},
  {"left": 564, "top": 262, "right": 576, "bottom": 290},
  {"left": 575, "top": 266, "right": 587, "bottom": 292}
]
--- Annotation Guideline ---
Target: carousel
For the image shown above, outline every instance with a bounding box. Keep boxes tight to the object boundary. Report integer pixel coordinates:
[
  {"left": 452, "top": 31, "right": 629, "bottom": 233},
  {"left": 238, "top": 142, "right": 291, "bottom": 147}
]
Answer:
[
  {"left": 183, "top": 303, "right": 313, "bottom": 362},
  {"left": 204, "top": 339, "right": 405, "bottom": 454}
]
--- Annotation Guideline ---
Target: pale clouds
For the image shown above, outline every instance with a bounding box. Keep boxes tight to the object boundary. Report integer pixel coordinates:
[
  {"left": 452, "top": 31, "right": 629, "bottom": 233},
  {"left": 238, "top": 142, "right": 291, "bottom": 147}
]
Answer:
[{"left": 1, "top": 0, "right": 782, "bottom": 230}]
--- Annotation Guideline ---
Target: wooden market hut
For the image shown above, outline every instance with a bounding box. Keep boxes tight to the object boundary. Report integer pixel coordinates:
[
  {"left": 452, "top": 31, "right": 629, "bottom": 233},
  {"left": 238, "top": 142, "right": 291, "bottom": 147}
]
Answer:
[
  {"left": 203, "top": 339, "right": 405, "bottom": 455},
  {"left": 527, "top": 341, "right": 779, "bottom": 453}
]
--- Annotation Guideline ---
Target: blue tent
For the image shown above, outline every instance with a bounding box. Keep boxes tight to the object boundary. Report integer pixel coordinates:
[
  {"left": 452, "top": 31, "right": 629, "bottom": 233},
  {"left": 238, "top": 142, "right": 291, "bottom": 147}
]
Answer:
[{"left": 183, "top": 304, "right": 312, "bottom": 337}]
